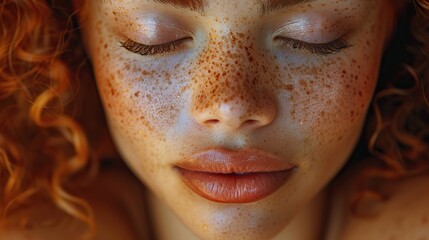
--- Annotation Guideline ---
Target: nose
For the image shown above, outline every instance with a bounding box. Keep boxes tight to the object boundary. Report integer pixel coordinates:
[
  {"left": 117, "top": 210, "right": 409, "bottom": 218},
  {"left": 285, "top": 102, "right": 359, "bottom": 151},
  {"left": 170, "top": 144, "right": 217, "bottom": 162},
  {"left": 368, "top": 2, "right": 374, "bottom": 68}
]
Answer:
[
  {"left": 190, "top": 39, "right": 277, "bottom": 130},
  {"left": 190, "top": 30, "right": 278, "bottom": 131},
  {"left": 192, "top": 90, "right": 277, "bottom": 130}
]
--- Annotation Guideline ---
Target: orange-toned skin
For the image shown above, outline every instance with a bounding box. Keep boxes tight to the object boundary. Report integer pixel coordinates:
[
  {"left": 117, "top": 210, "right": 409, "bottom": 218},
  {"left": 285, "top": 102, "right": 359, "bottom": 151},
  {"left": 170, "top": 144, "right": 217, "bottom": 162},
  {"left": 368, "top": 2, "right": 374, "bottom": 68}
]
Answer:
[
  {"left": 2, "top": 0, "right": 429, "bottom": 239},
  {"left": 77, "top": 0, "right": 396, "bottom": 239}
]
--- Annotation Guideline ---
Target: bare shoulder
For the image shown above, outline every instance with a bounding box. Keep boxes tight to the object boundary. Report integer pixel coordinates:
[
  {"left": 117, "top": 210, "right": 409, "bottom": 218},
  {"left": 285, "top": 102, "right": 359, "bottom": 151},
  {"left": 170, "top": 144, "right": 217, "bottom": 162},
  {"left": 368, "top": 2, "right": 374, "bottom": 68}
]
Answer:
[
  {"left": 338, "top": 172, "right": 429, "bottom": 240},
  {"left": 0, "top": 163, "right": 150, "bottom": 240}
]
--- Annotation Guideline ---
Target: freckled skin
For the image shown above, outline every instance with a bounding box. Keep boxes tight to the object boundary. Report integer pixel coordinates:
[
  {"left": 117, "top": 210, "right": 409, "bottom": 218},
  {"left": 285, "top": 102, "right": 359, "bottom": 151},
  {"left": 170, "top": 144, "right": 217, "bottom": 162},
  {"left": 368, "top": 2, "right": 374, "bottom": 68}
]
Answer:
[
  {"left": 78, "top": 0, "right": 396, "bottom": 239},
  {"left": 191, "top": 30, "right": 277, "bottom": 127}
]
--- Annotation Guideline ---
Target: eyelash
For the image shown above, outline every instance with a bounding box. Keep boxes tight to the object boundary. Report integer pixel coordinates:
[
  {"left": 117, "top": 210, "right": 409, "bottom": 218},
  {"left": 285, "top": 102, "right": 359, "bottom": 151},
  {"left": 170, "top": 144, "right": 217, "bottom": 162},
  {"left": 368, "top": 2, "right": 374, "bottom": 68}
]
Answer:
[
  {"left": 120, "top": 37, "right": 352, "bottom": 56},
  {"left": 120, "top": 38, "right": 189, "bottom": 56},
  {"left": 278, "top": 38, "right": 353, "bottom": 55}
]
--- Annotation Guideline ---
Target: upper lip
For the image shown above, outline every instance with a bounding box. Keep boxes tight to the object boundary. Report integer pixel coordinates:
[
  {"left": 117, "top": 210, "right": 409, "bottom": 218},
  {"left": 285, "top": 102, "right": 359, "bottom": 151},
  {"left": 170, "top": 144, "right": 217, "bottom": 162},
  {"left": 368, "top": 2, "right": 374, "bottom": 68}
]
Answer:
[{"left": 175, "top": 148, "right": 295, "bottom": 173}]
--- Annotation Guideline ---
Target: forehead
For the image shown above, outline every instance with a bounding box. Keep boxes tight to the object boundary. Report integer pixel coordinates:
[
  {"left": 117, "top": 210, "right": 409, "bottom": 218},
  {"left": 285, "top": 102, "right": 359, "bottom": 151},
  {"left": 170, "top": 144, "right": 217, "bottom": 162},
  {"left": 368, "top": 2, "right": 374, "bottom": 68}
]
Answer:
[
  {"left": 148, "top": 0, "right": 317, "bottom": 14},
  {"left": 100, "top": 0, "right": 394, "bottom": 19}
]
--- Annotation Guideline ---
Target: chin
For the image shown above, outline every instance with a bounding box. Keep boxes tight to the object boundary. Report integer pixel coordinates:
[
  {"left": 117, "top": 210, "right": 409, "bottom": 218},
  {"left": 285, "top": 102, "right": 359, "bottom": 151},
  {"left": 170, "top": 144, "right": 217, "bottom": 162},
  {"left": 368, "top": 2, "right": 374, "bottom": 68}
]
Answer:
[
  {"left": 161, "top": 182, "right": 305, "bottom": 240},
  {"left": 184, "top": 204, "right": 291, "bottom": 240}
]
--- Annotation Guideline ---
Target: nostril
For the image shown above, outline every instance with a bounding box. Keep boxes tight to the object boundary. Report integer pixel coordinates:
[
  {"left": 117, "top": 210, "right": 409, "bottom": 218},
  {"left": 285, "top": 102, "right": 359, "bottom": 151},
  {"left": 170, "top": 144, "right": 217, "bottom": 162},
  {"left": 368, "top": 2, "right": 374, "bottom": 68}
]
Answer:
[
  {"left": 243, "top": 119, "right": 260, "bottom": 127},
  {"left": 204, "top": 119, "right": 220, "bottom": 125}
]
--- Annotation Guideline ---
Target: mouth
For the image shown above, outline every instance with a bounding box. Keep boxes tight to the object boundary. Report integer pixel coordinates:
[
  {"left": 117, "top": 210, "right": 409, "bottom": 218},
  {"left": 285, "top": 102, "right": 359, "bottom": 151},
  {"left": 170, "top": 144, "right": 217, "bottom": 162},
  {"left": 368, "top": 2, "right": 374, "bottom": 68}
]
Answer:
[{"left": 175, "top": 148, "right": 296, "bottom": 203}]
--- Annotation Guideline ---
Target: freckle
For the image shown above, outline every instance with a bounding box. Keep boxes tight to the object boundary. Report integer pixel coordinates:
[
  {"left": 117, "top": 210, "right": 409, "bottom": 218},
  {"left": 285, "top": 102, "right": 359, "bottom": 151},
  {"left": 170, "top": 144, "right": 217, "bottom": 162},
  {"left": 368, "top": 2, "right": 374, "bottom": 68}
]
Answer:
[{"left": 134, "top": 91, "right": 140, "bottom": 97}]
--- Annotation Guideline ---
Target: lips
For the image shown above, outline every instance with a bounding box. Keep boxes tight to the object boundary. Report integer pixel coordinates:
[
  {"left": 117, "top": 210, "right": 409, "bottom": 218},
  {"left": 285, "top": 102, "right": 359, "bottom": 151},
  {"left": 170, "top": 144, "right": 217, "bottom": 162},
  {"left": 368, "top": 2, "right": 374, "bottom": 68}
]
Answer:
[{"left": 175, "top": 148, "right": 295, "bottom": 203}]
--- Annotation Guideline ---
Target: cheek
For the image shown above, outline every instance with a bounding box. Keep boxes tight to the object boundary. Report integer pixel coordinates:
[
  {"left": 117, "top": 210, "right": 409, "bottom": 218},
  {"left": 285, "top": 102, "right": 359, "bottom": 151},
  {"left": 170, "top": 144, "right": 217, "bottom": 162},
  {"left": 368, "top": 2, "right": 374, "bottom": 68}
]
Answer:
[
  {"left": 108, "top": 69, "right": 182, "bottom": 138},
  {"left": 287, "top": 56, "right": 377, "bottom": 143},
  {"left": 282, "top": 25, "right": 385, "bottom": 146},
  {"left": 93, "top": 50, "right": 186, "bottom": 141},
  {"left": 82, "top": 4, "right": 186, "bottom": 142}
]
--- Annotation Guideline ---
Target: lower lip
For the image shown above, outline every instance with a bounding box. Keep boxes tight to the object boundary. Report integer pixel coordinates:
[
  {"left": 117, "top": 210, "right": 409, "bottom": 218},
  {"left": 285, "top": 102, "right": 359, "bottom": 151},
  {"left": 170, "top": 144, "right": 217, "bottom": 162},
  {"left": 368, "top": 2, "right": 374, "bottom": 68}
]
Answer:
[{"left": 176, "top": 169, "right": 293, "bottom": 203}]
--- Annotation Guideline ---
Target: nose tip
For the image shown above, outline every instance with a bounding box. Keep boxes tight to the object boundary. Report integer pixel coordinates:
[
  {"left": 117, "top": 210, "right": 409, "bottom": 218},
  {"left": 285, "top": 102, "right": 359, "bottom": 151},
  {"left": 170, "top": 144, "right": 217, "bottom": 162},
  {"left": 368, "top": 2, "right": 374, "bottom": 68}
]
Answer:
[{"left": 193, "top": 94, "right": 277, "bottom": 130}]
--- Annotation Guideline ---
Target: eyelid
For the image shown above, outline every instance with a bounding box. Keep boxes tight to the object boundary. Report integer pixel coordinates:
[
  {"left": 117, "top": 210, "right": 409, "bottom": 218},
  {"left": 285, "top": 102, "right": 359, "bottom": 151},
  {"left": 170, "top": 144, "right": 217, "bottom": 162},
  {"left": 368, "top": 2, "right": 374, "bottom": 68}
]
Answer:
[
  {"left": 272, "top": 18, "right": 348, "bottom": 44},
  {"left": 121, "top": 14, "right": 194, "bottom": 45},
  {"left": 120, "top": 37, "right": 192, "bottom": 56},
  {"left": 276, "top": 37, "right": 353, "bottom": 55},
  {"left": 134, "top": 25, "right": 193, "bottom": 46}
]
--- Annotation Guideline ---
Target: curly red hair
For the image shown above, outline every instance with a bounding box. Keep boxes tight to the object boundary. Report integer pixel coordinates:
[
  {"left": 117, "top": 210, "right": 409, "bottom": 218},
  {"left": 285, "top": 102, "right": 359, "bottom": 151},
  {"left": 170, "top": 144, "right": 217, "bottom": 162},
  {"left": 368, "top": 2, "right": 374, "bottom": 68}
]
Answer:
[
  {"left": 350, "top": 0, "right": 429, "bottom": 215},
  {"left": 0, "top": 0, "right": 105, "bottom": 234},
  {"left": 0, "top": 0, "right": 428, "bottom": 235}
]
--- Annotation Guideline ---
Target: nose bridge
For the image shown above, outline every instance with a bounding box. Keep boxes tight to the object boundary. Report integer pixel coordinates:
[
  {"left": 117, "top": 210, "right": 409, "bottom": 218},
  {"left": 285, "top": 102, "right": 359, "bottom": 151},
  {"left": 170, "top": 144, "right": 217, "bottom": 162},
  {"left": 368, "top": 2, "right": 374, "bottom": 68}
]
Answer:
[
  {"left": 194, "top": 31, "right": 255, "bottom": 108},
  {"left": 190, "top": 30, "right": 276, "bottom": 129}
]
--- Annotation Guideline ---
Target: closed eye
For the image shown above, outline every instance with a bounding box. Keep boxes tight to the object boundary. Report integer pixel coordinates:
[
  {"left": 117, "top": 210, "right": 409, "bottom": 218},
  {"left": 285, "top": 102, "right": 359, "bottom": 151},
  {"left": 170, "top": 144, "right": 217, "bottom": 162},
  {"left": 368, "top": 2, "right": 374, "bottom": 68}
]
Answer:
[
  {"left": 120, "top": 38, "right": 192, "bottom": 56},
  {"left": 277, "top": 37, "right": 353, "bottom": 55}
]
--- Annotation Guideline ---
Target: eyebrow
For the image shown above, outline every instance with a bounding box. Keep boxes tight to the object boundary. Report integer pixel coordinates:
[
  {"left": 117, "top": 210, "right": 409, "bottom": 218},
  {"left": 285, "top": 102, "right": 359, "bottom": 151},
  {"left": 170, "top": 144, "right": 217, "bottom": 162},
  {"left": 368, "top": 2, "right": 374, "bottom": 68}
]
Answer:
[
  {"left": 259, "top": 0, "right": 317, "bottom": 15},
  {"left": 151, "top": 0, "right": 317, "bottom": 15},
  {"left": 152, "top": 0, "right": 207, "bottom": 13}
]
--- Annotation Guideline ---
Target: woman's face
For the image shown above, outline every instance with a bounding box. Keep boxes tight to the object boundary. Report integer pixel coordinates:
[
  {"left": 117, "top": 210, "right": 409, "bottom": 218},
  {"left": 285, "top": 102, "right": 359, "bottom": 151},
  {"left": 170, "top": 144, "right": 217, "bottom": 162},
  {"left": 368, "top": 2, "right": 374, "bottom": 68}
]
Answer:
[{"left": 79, "top": 0, "right": 395, "bottom": 238}]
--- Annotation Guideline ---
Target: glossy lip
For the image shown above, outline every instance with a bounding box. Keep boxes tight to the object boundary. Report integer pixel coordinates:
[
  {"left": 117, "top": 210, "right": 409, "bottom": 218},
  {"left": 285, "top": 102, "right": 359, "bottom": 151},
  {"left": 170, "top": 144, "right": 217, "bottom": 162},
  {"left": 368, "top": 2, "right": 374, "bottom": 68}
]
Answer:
[{"left": 175, "top": 148, "right": 296, "bottom": 203}]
